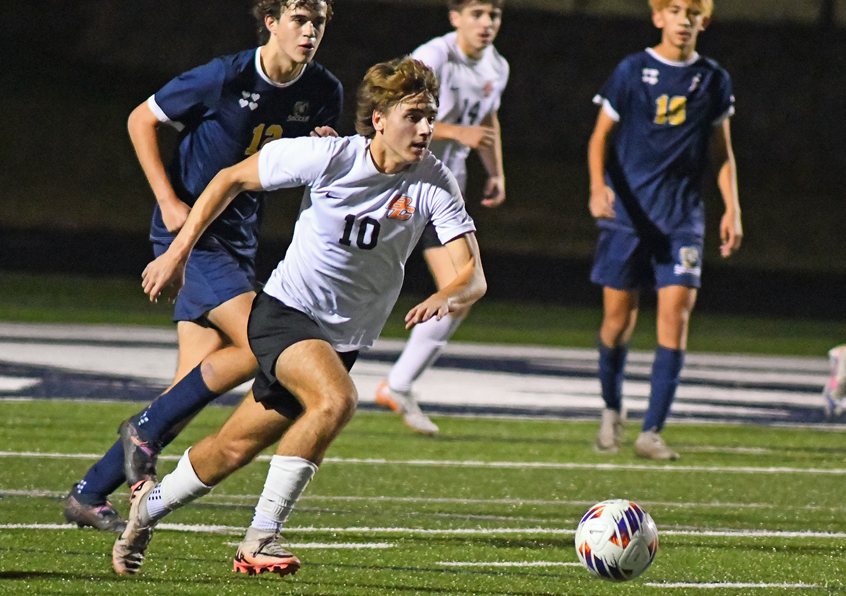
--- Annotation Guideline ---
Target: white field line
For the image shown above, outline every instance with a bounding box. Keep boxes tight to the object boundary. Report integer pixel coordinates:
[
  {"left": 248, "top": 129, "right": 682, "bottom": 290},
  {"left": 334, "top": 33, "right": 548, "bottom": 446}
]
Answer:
[
  {"left": 3, "top": 451, "right": 846, "bottom": 476},
  {"left": 645, "top": 583, "right": 822, "bottom": 589},
  {"left": 3, "top": 523, "right": 846, "bottom": 540},
  {"left": 437, "top": 561, "right": 581, "bottom": 567},
  {"left": 223, "top": 541, "right": 394, "bottom": 549}
]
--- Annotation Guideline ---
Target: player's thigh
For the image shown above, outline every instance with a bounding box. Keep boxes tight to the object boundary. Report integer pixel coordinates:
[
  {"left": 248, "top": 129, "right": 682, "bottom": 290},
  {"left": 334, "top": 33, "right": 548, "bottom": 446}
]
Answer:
[
  {"left": 172, "top": 321, "right": 226, "bottom": 386},
  {"left": 212, "top": 389, "right": 293, "bottom": 450},
  {"left": 206, "top": 291, "right": 256, "bottom": 349},
  {"left": 603, "top": 287, "right": 640, "bottom": 321},
  {"left": 247, "top": 292, "right": 359, "bottom": 420},
  {"left": 590, "top": 229, "right": 651, "bottom": 291}
]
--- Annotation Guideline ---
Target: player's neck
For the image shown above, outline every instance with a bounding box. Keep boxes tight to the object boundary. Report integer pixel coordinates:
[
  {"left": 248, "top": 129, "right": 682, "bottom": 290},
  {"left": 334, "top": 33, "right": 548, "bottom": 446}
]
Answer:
[
  {"left": 368, "top": 137, "right": 413, "bottom": 175},
  {"left": 455, "top": 35, "right": 484, "bottom": 61},
  {"left": 652, "top": 41, "right": 696, "bottom": 63},
  {"left": 260, "top": 44, "right": 306, "bottom": 84}
]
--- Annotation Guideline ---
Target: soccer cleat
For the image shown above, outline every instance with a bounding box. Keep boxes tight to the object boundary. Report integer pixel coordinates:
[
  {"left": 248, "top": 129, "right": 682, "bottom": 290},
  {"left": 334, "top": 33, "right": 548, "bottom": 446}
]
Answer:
[
  {"left": 233, "top": 527, "right": 301, "bottom": 576},
  {"left": 595, "top": 408, "right": 624, "bottom": 454},
  {"left": 823, "top": 345, "right": 846, "bottom": 419},
  {"left": 64, "top": 490, "right": 126, "bottom": 533},
  {"left": 634, "top": 430, "right": 679, "bottom": 461},
  {"left": 375, "top": 381, "right": 439, "bottom": 435},
  {"left": 112, "top": 479, "right": 157, "bottom": 576},
  {"left": 118, "top": 417, "right": 160, "bottom": 487}
]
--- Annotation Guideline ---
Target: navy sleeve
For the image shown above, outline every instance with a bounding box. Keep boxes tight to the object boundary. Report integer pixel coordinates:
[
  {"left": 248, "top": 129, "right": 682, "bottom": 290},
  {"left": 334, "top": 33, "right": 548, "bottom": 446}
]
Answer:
[
  {"left": 594, "top": 58, "right": 633, "bottom": 122},
  {"left": 712, "top": 69, "right": 735, "bottom": 124},
  {"left": 313, "top": 81, "right": 343, "bottom": 130},
  {"left": 153, "top": 58, "right": 226, "bottom": 122}
]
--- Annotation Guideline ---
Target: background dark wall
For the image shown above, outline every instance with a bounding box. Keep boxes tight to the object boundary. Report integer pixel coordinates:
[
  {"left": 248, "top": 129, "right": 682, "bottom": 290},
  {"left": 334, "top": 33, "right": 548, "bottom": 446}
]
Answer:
[{"left": 2, "top": 1, "right": 845, "bottom": 317}]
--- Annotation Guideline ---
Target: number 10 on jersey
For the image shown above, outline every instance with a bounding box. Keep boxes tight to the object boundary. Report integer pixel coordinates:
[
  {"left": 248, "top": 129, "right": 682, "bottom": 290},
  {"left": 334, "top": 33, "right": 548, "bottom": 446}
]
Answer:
[
  {"left": 339, "top": 215, "right": 381, "bottom": 250},
  {"left": 654, "top": 95, "right": 687, "bottom": 126}
]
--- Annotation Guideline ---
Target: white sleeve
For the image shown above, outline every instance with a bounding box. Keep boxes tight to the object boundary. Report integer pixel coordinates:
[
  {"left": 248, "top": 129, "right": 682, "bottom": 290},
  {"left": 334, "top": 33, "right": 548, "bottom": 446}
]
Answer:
[
  {"left": 429, "top": 172, "right": 476, "bottom": 244},
  {"left": 490, "top": 57, "right": 510, "bottom": 113},
  {"left": 257, "top": 136, "right": 334, "bottom": 191},
  {"left": 411, "top": 42, "right": 449, "bottom": 77}
]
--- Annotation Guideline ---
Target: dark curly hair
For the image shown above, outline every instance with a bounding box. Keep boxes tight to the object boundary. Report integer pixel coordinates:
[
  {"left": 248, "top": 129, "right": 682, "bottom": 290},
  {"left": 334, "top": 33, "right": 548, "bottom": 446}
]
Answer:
[
  {"left": 252, "top": 0, "right": 334, "bottom": 44},
  {"left": 355, "top": 57, "right": 440, "bottom": 139}
]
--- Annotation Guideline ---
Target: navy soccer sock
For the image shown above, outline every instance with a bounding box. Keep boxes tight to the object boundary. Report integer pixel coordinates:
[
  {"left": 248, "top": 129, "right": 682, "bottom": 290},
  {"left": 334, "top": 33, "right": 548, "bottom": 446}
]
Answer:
[
  {"left": 132, "top": 364, "right": 220, "bottom": 444},
  {"left": 598, "top": 341, "right": 628, "bottom": 412},
  {"left": 74, "top": 440, "right": 126, "bottom": 503},
  {"left": 642, "top": 346, "right": 685, "bottom": 432}
]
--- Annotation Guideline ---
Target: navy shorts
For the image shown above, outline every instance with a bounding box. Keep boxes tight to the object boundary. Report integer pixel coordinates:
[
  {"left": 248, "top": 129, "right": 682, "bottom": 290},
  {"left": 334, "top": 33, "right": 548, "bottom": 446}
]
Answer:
[
  {"left": 153, "top": 241, "right": 255, "bottom": 324},
  {"left": 247, "top": 292, "right": 358, "bottom": 419},
  {"left": 590, "top": 228, "right": 704, "bottom": 290}
]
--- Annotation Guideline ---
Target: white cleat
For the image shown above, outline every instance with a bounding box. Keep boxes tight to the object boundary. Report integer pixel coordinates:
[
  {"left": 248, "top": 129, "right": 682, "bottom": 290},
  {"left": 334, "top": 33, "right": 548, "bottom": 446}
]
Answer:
[
  {"left": 112, "top": 480, "right": 157, "bottom": 576},
  {"left": 595, "top": 408, "right": 624, "bottom": 453},
  {"left": 634, "top": 430, "right": 679, "bottom": 461},
  {"left": 233, "top": 527, "right": 301, "bottom": 576},
  {"left": 375, "top": 381, "right": 439, "bottom": 435},
  {"left": 823, "top": 345, "right": 846, "bottom": 419}
]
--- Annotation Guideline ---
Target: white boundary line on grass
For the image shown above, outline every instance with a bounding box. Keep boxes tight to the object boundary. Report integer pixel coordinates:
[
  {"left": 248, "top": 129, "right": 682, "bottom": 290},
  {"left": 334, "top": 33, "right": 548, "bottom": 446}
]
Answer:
[
  {"left": 3, "top": 523, "right": 846, "bottom": 539},
  {"left": 437, "top": 561, "right": 581, "bottom": 567},
  {"left": 645, "top": 582, "right": 822, "bottom": 589},
  {"left": 3, "top": 451, "right": 846, "bottom": 476}
]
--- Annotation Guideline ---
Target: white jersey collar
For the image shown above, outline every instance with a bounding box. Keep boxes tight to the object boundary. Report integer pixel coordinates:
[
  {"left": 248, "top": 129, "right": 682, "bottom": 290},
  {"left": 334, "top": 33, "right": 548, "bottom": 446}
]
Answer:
[
  {"left": 646, "top": 47, "right": 700, "bottom": 67},
  {"left": 255, "top": 47, "right": 307, "bottom": 88}
]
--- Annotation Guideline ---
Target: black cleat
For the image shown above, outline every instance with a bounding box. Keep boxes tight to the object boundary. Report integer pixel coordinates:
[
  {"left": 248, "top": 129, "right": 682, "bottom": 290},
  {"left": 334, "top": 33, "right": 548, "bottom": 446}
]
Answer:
[
  {"left": 64, "top": 490, "right": 126, "bottom": 533},
  {"left": 118, "top": 418, "right": 161, "bottom": 487}
]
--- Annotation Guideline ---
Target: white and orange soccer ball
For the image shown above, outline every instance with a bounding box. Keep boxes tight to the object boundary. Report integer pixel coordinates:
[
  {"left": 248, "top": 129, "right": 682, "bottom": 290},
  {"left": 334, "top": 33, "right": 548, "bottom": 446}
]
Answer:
[{"left": 574, "top": 499, "right": 658, "bottom": 581}]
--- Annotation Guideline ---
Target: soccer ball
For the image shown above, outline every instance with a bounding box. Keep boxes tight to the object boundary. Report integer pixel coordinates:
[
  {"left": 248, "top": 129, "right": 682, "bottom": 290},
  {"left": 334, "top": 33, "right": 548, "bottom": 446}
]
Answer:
[{"left": 574, "top": 499, "right": 658, "bottom": 581}]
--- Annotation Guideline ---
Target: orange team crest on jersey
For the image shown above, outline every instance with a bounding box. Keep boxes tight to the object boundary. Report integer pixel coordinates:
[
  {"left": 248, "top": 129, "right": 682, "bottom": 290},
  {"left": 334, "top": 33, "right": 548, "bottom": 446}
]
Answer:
[
  {"left": 386, "top": 196, "right": 415, "bottom": 220},
  {"left": 484, "top": 81, "right": 494, "bottom": 98}
]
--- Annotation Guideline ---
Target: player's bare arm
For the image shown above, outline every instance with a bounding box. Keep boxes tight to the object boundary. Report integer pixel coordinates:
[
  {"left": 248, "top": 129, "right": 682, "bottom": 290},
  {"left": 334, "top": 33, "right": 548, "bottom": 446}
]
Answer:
[
  {"left": 405, "top": 232, "right": 486, "bottom": 328},
  {"left": 127, "top": 101, "right": 191, "bottom": 233},
  {"left": 587, "top": 108, "right": 617, "bottom": 219},
  {"left": 709, "top": 118, "right": 742, "bottom": 257},
  {"left": 432, "top": 121, "right": 496, "bottom": 149},
  {"left": 142, "top": 152, "right": 265, "bottom": 301},
  {"left": 476, "top": 111, "right": 505, "bottom": 207}
]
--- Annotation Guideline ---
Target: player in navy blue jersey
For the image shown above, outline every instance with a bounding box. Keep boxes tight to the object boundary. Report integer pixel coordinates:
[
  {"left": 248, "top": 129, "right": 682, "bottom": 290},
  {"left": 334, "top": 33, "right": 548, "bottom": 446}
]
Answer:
[
  {"left": 64, "top": 0, "right": 341, "bottom": 532},
  {"left": 587, "top": 0, "right": 742, "bottom": 460}
]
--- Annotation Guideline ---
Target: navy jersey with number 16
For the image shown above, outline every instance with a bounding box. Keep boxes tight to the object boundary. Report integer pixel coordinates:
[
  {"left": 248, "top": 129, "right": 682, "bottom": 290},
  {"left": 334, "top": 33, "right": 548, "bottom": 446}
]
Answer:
[
  {"left": 594, "top": 48, "right": 734, "bottom": 237},
  {"left": 147, "top": 48, "right": 343, "bottom": 261}
]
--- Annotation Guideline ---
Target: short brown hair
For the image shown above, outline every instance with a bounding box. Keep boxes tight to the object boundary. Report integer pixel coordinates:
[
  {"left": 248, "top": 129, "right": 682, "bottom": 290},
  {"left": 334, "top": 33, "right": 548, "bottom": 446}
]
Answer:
[
  {"left": 649, "top": 0, "right": 713, "bottom": 17},
  {"left": 253, "top": 0, "right": 334, "bottom": 44},
  {"left": 355, "top": 57, "right": 440, "bottom": 138},
  {"left": 448, "top": 0, "right": 505, "bottom": 11}
]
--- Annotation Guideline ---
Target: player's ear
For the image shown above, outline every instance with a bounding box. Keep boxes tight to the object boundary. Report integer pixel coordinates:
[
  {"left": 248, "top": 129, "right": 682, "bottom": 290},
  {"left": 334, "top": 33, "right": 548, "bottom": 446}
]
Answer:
[
  {"left": 699, "top": 16, "right": 711, "bottom": 30},
  {"left": 264, "top": 14, "right": 277, "bottom": 37},
  {"left": 449, "top": 9, "right": 463, "bottom": 29},
  {"left": 651, "top": 10, "right": 665, "bottom": 29},
  {"left": 372, "top": 110, "right": 385, "bottom": 133}
]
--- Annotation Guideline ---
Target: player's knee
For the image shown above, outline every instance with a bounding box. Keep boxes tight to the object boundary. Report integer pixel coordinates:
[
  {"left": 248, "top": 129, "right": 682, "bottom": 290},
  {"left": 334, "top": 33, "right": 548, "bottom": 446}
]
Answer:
[{"left": 309, "top": 390, "right": 357, "bottom": 428}]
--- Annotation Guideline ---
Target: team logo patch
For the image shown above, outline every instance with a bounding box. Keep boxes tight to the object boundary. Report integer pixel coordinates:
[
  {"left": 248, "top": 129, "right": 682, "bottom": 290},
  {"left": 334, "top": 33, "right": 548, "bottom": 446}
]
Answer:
[
  {"left": 484, "top": 81, "right": 494, "bottom": 98},
  {"left": 386, "top": 196, "right": 415, "bottom": 220},
  {"left": 239, "top": 91, "right": 260, "bottom": 110},
  {"left": 673, "top": 246, "right": 702, "bottom": 277},
  {"left": 287, "top": 101, "right": 311, "bottom": 122},
  {"left": 689, "top": 74, "right": 702, "bottom": 92},
  {"left": 642, "top": 68, "right": 659, "bottom": 85}
]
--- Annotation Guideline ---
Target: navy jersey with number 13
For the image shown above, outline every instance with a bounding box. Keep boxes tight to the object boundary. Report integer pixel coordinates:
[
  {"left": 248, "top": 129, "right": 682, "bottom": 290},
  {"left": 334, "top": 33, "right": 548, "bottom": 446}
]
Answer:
[
  {"left": 594, "top": 48, "right": 733, "bottom": 237},
  {"left": 148, "top": 48, "right": 343, "bottom": 260}
]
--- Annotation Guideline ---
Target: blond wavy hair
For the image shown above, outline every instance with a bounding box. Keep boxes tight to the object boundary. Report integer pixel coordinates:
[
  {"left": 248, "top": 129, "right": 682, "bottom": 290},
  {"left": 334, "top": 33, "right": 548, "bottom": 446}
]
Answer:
[{"left": 649, "top": 0, "right": 713, "bottom": 17}]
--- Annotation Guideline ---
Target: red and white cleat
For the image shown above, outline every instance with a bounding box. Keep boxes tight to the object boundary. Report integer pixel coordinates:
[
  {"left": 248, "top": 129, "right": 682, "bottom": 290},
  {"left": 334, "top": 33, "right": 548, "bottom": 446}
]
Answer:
[{"left": 233, "top": 527, "right": 301, "bottom": 577}]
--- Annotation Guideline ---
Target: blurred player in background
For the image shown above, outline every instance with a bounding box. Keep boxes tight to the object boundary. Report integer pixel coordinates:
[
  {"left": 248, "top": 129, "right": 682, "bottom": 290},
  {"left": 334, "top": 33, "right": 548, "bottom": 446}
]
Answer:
[
  {"left": 110, "top": 57, "right": 486, "bottom": 577},
  {"left": 64, "top": 0, "right": 341, "bottom": 532},
  {"left": 587, "top": 0, "right": 741, "bottom": 459},
  {"left": 823, "top": 345, "right": 846, "bottom": 418},
  {"left": 376, "top": 0, "right": 508, "bottom": 435}
]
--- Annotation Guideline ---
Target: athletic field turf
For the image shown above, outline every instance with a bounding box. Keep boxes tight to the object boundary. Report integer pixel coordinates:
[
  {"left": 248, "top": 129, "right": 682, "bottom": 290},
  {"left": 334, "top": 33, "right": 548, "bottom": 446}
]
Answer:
[{"left": 2, "top": 400, "right": 845, "bottom": 595}]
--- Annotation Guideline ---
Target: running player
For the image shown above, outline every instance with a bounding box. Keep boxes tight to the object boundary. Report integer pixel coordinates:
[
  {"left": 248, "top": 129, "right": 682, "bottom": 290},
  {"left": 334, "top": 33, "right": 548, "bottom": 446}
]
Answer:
[
  {"left": 823, "top": 345, "right": 846, "bottom": 418},
  {"left": 588, "top": 0, "right": 742, "bottom": 459},
  {"left": 110, "top": 56, "right": 486, "bottom": 577},
  {"left": 376, "top": 0, "right": 508, "bottom": 435},
  {"left": 64, "top": 0, "right": 341, "bottom": 532}
]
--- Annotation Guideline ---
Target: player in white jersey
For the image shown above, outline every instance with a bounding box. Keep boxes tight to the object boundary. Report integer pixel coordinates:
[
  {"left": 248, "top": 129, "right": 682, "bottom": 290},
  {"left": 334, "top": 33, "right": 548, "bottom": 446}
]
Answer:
[
  {"left": 111, "top": 57, "right": 487, "bottom": 578},
  {"left": 376, "top": 0, "right": 509, "bottom": 434}
]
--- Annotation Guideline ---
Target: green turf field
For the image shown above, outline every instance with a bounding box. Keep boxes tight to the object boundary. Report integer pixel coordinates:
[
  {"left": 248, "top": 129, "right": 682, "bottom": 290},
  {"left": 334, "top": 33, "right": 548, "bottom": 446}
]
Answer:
[
  {"left": 0, "top": 271, "right": 844, "bottom": 356},
  {"left": 1, "top": 400, "right": 845, "bottom": 595}
]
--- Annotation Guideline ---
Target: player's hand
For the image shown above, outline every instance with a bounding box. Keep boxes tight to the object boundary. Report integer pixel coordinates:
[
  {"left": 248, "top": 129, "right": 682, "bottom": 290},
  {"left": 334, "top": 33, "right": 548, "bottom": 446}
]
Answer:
[
  {"left": 589, "top": 186, "right": 616, "bottom": 219},
  {"left": 457, "top": 126, "right": 496, "bottom": 150},
  {"left": 404, "top": 293, "right": 452, "bottom": 329},
  {"left": 719, "top": 209, "right": 743, "bottom": 257},
  {"left": 160, "top": 199, "right": 191, "bottom": 233},
  {"left": 141, "top": 249, "right": 187, "bottom": 303},
  {"left": 310, "top": 126, "right": 338, "bottom": 138},
  {"left": 481, "top": 176, "right": 505, "bottom": 208}
]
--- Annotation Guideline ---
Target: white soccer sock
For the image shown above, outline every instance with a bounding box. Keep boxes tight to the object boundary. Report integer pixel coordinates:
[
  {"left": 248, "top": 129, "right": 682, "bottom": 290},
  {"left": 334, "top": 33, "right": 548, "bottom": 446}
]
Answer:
[
  {"left": 251, "top": 455, "right": 318, "bottom": 531},
  {"left": 387, "top": 313, "right": 463, "bottom": 393},
  {"left": 147, "top": 448, "right": 213, "bottom": 522}
]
